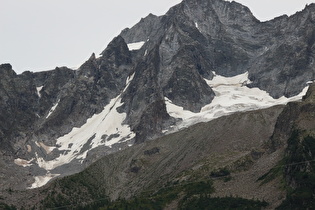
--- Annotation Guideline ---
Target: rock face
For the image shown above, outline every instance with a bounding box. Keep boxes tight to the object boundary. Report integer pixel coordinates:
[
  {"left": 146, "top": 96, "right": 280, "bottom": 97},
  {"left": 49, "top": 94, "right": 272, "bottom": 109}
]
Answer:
[
  {"left": 121, "top": 0, "right": 315, "bottom": 99},
  {"left": 0, "top": 0, "right": 315, "bottom": 192},
  {"left": 264, "top": 83, "right": 315, "bottom": 209}
]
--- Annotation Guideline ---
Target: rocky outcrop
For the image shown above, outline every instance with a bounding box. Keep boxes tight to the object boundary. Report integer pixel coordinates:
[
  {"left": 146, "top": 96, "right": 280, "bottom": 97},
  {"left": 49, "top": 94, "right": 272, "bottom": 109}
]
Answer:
[
  {"left": 269, "top": 83, "right": 315, "bottom": 150},
  {"left": 0, "top": 64, "right": 38, "bottom": 154},
  {"left": 267, "top": 84, "right": 315, "bottom": 209},
  {"left": 121, "top": 0, "right": 315, "bottom": 99}
]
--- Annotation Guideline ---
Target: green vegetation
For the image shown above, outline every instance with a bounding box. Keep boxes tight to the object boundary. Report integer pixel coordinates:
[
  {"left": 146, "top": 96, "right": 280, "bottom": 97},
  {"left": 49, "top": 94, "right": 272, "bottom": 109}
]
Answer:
[
  {"left": 210, "top": 168, "right": 230, "bottom": 178},
  {"left": 210, "top": 168, "right": 232, "bottom": 182},
  {"left": 180, "top": 196, "right": 268, "bottom": 210},
  {"left": 0, "top": 202, "right": 16, "bottom": 210},
  {"left": 277, "top": 130, "right": 315, "bottom": 209},
  {"left": 37, "top": 160, "right": 268, "bottom": 210},
  {"left": 39, "top": 169, "right": 110, "bottom": 209},
  {"left": 257, "top": 160, "right": 284, "bottom": 185},
  {"left": 98, "top": 180, "right": 268, "bottom": 210},
  {"left": 101, "top": 180, "right": 214, "bottom": 210}
]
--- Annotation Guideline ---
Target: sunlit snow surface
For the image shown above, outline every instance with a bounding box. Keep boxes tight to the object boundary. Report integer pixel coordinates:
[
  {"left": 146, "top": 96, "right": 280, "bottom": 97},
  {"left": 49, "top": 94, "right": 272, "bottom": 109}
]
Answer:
[
  {"left": 165, "top": 72, "right": 309, "bottom": 132},
  {"left": 26, "top": 74, "right": 136, "bottom": 188},
  {"left": 127, "top": 41, "right": 145, "bottom": 51}
]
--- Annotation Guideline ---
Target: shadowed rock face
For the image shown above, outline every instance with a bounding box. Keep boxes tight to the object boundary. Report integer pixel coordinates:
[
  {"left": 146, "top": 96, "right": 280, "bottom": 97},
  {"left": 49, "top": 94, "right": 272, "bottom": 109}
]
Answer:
[
  {"left": 0, "top": 0, "right": 315, "bottom": 195},
  {"left": 0, "top": 64, "right": 38, "bottom": 154},
  {"left": 269, "top": 83, "right": 315, "bottom": 151},
  {"left": 121, "top": 0, "right": 315, "bottom": 99}
]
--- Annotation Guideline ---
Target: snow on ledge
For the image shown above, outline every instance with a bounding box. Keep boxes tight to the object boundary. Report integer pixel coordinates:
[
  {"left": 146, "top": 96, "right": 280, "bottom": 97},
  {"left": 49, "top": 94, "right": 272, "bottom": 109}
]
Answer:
[
  {"left": 36, "top": 86, "right": 43, "bottom": 97},
  {"left": 127, "top": 41, "right": 145, "bottom": 51},
  {"left": 46, "top": 99, "right": 60, "bottom": 119},
  {"left": 37, "top": 141, "right": 56, "bottom": 154},
  {"left": 14, "top": 158, "right": 34, "bottom": 167},
  {"left": 165, "top": 71, "right": 309, "bottom": 132},
  {"left": 28, "top": 173, "right": 60, "bottom": 189}
]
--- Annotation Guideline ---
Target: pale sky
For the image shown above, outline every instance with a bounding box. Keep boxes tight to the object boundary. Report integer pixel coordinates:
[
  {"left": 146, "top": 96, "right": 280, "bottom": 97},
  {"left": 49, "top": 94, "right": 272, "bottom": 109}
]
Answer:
[{"left": 0, "top": 0, "right": 314, "bottom": 73}]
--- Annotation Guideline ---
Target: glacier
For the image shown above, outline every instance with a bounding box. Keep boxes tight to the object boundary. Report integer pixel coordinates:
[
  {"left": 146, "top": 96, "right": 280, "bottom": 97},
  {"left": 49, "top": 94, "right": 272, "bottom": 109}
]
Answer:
[{"left": 165, "top": 72, "right": 309, "bottom": 133}]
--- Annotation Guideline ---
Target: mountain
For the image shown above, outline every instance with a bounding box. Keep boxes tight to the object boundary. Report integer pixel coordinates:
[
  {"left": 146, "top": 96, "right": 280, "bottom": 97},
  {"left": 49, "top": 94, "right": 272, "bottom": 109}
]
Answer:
[
  {"left": 1, "top": 0, "right": 315, "bottom": 208},
  {"left": 4, "top": 85, "right": 315, "bottom": 209}
]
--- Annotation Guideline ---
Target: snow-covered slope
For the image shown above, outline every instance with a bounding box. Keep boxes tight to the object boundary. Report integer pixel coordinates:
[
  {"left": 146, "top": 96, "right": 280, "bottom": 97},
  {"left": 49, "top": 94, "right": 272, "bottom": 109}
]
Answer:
[
  {"left": 17, "top": 74, "right": 136, "bottom": 189},
  {"left": 165, "top": 72, "right": 309, "bottom": 133}
]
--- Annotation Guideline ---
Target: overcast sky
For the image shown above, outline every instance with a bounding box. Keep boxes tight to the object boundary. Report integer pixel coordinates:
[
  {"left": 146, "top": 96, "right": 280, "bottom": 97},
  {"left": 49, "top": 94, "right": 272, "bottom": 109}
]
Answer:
[{"left": 1, "top": 0, "right": 314, "bottom": 73}]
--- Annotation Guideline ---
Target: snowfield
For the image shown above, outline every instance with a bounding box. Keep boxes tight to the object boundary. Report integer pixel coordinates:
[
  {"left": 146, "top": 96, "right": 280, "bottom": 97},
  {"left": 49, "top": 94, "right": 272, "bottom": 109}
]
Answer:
[
  {"left": 165, "top": 71, "right": 309, "bottom": 132},
  {"left": 24, "top": 74, "right": 136, "bottom": 188}
]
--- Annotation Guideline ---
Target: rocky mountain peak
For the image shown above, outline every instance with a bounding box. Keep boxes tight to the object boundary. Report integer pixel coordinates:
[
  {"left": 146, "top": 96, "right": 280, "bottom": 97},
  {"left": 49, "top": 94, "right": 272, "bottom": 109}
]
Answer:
[
  {"left": 182, "top": 0, "right": 258, "bottom": 24},
  {"left": 0, "top": 63, "right": 16, "bottom": 77},
  {"left": 1, "top": 0, "right": 315, "bottom": 197}
]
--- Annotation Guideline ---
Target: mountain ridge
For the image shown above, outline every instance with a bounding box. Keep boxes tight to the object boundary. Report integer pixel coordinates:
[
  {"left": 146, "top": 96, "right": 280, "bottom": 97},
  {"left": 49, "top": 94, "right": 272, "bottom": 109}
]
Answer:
[{"left": 0, "top": 0, "right": 315, "bottom": 207}]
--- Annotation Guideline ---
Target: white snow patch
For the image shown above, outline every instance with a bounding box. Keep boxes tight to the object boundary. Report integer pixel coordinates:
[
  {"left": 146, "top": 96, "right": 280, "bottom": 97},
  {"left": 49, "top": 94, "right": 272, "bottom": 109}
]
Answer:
[
  {"left": 36, "top": 86, "right": 43, "bottom": 97},
  {"left": 27, "top": 145, "right": 32, "bottom": 152},
  {"left": 35, "top": 95, "right": 135, "bottom": 171},
  {"left": 125, "top": 73, "right": 135, "bottom": 88},
  {"left": 162, "top": 129, "right": 169, "bottom": 134},
  {"left": 195, "top": 22, "right": 200, "bottom": 30},
  {"left": 165, "top": 71, "right": 309, "bottom": 132},
  {"left": 95, "top": 53, "right": 102, "bottom": 59},
  {"left": 28, "top": 173, "right": 60, "bottom": 189},
  {"left": 33, "top": 74, "right": 136, "bottom": 171},
  {"left": 14, "top": 158, "right": 34, "bottom": 167},
  {"left": 38, "top": 142, "right": 56, "bottom": 154},
  {"left": 35, "top": 141, "right": 41, "bottom": 147},
  {"left": 127, "top": 41, "right": 145, "bottom": 51},
  {"left": 46, "top": 99, "right": 60, "bottom": 119}
]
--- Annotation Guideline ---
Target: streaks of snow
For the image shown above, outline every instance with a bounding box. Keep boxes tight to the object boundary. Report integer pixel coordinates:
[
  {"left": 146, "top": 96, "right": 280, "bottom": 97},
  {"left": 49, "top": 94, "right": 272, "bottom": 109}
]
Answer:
[
  {"left": 46, "top": 99, "right": 60, "bottom": 119},
  {"left": 36, "top": 86, "right": 43, "bottom": 97}
]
